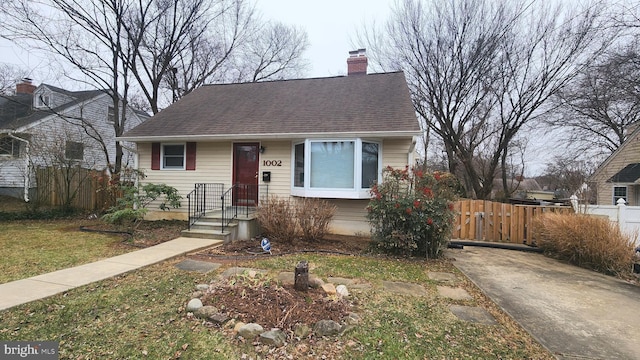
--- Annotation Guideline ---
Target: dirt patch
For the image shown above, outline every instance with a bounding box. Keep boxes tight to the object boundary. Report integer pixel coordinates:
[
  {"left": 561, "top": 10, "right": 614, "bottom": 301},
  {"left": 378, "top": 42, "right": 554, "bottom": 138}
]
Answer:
[
  {"left": 81, "top": 220, "right": 186, "bottom": 247},
  {"left": 0, "top": 195, "right": 29, "bottom": 212},
  {"left": 195, "top": 234, "right": 372, "bottom": 262},
  {"left": 201, "top": 278, "right": 352, "bottom": 333}
]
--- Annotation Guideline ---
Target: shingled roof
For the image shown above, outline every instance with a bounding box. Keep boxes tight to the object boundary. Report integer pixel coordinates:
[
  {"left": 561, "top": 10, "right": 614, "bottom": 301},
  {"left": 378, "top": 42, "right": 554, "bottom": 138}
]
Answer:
[
  {"left": 0, "top": 87, "right": 105, "bottom": 131},
  {"left": 120, "top": 71, "right": 420, "bottom": 141},
  {"left": 607, "top": 163, "right": 640, "bottom": 183}
]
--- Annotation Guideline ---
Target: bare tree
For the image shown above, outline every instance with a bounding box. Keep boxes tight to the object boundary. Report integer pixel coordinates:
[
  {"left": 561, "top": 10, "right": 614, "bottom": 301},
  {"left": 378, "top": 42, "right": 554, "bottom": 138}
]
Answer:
[
  {"left": 0, "top": 0, "right": 140, "bottom": 175},
  {"left": 361, "top": 0, "right": 611, "bottom": 199},
  {"left": 549, "top": 42, "right": 640, "bottom": 156},
  {"left": 0, "top": 64, "right": 28, "bottom": 95}
]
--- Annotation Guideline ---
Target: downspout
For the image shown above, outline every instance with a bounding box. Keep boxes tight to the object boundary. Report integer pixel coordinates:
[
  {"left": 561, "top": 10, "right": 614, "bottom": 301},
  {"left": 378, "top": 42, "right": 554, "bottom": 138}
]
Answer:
[{"left": 8, "top": 133, "right": 30, "bottom": 202}]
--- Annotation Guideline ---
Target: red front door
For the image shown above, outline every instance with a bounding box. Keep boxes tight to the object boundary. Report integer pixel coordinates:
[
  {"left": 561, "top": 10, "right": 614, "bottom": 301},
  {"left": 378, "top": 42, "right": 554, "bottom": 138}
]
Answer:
[{"left": 233, "top": 143, "right": 259, "bottom": 206}]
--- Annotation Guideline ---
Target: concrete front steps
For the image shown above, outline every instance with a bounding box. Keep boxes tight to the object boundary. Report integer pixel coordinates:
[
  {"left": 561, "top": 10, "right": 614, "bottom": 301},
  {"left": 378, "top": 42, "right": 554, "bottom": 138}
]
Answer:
[{"left": 181, "top": 210, "right": 259, "bottom": 243}]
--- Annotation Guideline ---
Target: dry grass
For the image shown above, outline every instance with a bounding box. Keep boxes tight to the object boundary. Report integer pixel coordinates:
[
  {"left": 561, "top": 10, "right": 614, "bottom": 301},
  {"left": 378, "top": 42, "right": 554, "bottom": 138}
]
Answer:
[{"left": 534, "top": 213, "right": 635, "bottom": 276}]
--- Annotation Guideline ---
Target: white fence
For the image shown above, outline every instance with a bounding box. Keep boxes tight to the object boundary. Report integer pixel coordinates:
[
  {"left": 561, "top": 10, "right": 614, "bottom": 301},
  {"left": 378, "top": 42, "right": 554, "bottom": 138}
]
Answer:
[{"left": 572, "top": 196, "right": 640, "bottom": 246}]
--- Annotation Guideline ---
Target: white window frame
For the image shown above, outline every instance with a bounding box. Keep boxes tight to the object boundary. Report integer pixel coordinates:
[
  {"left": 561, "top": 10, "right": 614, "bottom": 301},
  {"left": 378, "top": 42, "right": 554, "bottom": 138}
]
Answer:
[
  {"left": 161, "top": 143, "right": 186, "bottom": 170},
  {"left": 613, "top": 186, "right": 628, "bottom": 205},
  {"left": 291, "top": 138, "right": 382, "bottom": 199},
  {"left": 34, "top": 91, "right": 50, "bottom": 108}
]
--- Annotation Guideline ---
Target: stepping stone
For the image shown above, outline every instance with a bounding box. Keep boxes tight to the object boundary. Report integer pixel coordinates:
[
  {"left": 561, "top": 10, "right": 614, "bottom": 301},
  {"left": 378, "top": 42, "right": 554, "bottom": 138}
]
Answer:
[
  {"left": 221, "top": 267, "right": 267, "bottom": 279},
  {"left": 175, "top": 259, "right": 221, "bottom": 273},
  {"left": 327, "top": 277, "right": 355, "bottom": 285},
  {"left": 428, "top": 272, "right": 458, "bottom": 284},
  {"left": 382, "top": 281, "right": 428, "bottom": 296},
  {"left": 437, "top": 286, "right": 472, "bottom": 300},
  {"left": 449, "top": 305, "right": 498, "bottom": 325}
]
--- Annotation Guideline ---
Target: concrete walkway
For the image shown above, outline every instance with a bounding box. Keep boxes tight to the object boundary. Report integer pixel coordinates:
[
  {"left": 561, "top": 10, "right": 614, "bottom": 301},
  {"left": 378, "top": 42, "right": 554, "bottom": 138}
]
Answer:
[
  {"left": 0, "top": 237, "right": 221, "bottom": 311},
  {"left": 450, "top": 246, "right": 640, "bottom": 360}
]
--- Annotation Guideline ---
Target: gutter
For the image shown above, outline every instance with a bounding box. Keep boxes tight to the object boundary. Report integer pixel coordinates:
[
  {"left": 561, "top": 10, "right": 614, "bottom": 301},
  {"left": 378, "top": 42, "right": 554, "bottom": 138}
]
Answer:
[
  {"left": 117, "top": 130, "right": 423, "bottom": 142},
  {"left": 7, "top": 132, "right": 30, "bottom": 202}
]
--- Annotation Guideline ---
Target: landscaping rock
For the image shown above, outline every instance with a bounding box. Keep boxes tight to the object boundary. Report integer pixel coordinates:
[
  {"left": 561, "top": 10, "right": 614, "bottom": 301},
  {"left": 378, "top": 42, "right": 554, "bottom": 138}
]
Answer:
[
  {"left": 428, "top": 272, "right": 458, "bottom": 284},
  {"left": 186, "top": 298, "right": 203, "bottom": 312},
  {"left": 259, "top": 329, "right": 286, "bottom": 347},
  {"left": 314, "top": 320, "right": 342, "bottom": 336},
  {"left": 449, "top": 305, "right": 498, "bottom": 325},
  {"left": 191, "top": 291, "right": 204, "bottom": 298},
  {"left": 209, "top": 313, "right": 229, "bottom": 325},
  {"left": 382, "top": 281, "right": 428, "bottom": 296},
  {"left": 293, "top": 323, "right": 312, "bottom": 339},
  {"left": 194, "top": 305, "right": 218, "bottom": 319},
  {"left": 233, "top": 321, "right": 246, "bottom": 333},
  {"left": 196, "top": 284, "right": 210, "bottom": 291},
  {"left": 321, "top": 283, "right": 337, "bottom": 296},
  {"left": 175, "top": 259, "right": 221, "bottom": 273},
  {"left": 237, "top": 323, "right": 264, "bottom": 339},
  {"left": 221, "top": 267, "right": 267, "bottom": 279},
  {"left": 277, "top": 272, "right": 294, "bottom": 285},
  {"left": 336, "top": 284, "right": 349, "bottom": 298},
  {"left": 327, "top": 277, "right": 355, "bottom": 286},
  {"left": 344, "top": 312, "right": 361, "bottom": 325},
  {"left": 309, "top": 276, "right": 324, "bottom": 288}
]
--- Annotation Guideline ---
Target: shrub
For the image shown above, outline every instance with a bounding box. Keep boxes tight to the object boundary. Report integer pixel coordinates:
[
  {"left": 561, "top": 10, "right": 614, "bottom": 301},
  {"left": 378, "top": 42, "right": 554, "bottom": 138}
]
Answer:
[
  {"left": 367, "top": 166, "right": 459, "bottom": 258},
  {"left": 102, "top": 183, "right": 181, "bottom": 229},
  {"left": 256, "top": 196, "right": 299, "bottom": 243},
  {"left": 533, "top": 213, "right": 635, "bottom": 276},
  {"left": 296, "top": 198, "right": 337, "bottom": 242}
]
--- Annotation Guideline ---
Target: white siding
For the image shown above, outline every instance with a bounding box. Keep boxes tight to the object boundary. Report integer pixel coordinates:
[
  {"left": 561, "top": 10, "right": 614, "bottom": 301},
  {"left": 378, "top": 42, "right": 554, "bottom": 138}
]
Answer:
[{"left": 0, "top": 90, "right": 147, "bottom": 194}]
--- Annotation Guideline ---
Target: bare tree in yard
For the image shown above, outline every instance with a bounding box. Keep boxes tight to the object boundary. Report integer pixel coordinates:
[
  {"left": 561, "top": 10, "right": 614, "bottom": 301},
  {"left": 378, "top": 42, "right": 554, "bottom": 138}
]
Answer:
[
  {"left": 125, "top": 0, "right": 254, "bottom": 114},
  {"left": 0, "top": 0, "right": 138, "bottom": 175},
  {"left": 0, "top": 64, "right": 29, "bottom": 95},
  {"left": 361, "top": 0, "right": 611, "bottom": 199},
  {"left": 222, "top": 21, "right": 309, "bottom": 83},
  {"left": 549, "top": 42, "right": 640, "bottom": 157}
]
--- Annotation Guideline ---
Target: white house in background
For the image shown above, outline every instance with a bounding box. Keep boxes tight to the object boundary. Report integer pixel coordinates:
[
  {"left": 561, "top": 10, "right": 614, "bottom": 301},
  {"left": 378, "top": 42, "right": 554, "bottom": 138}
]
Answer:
[
  {"left": 119, "top": 50, "right": 421, "bottom": 239},
  {"left": 0, "top": 79, "right": 149, "bottom": 201},
  {"left": 589, "top": 125, "right": 640, "bottom": 206}
]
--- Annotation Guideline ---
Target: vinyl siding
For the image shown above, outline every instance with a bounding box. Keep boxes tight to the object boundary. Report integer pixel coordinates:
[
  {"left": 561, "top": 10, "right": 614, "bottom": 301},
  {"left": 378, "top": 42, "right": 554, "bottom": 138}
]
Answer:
[
  {"left": 141, "top": 137, "right": 415, "bottom": 232},
  {"left": 591, "top": 134, "right": 640, "bottom": 205}
]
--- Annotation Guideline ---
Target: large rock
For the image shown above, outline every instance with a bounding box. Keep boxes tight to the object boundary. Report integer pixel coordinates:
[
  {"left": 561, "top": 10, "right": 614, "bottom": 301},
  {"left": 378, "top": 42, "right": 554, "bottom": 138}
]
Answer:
[
  {"left": 321, "top": 283, "right": 337, "bottom": 296},
  {"left": 194, "top": 305, "right": 218, "bottom": 319},
  {"left": 259, "top": 329, "right": 286, "bottom": 347},
  {"left": 309, "top": 276, "right": 324, "bottom": 288},
  {"left": 237, "top": 323, "right": 264, "bottom": 339},
  {"left": 293, "top": 323, "right": 312, "bottom": 339},
  {"left": 186, "top": 298, "right": 203, "bottom": 312},
  {"left": 314, "top": 320, "right": 342, "bottom": 337},
  {"left": 336, "top": 285, "right": 349, "bottom": 298}
]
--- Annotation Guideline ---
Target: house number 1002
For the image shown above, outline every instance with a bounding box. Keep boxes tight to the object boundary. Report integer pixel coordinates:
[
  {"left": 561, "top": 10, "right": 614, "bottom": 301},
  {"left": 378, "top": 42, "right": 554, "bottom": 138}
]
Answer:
[{"left": 263, "top": 160, "right": 282, "bottom": 167}]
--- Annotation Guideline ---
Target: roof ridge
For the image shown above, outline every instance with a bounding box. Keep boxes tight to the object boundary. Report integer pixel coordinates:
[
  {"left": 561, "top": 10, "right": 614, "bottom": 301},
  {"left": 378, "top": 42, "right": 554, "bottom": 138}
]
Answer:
[{"left": 201, "top": 71, "right": 405, "bottom": 88}]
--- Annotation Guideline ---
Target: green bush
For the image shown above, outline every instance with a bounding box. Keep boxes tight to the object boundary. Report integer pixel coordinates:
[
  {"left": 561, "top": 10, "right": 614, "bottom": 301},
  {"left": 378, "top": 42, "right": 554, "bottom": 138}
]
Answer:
[
  {"left": 367, "top": 166, "right": 459, "bottom": 258},
  {"left": 102, "top": 183, "right": 181, "bottom": 228},
  {"left": 533, "top": 213, "right": 635, "bottom": 276}
]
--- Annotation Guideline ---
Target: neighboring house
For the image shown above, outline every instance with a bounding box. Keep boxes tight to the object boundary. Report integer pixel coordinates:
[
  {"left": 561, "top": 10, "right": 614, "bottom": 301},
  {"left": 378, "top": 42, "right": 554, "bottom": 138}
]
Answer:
[
  {"left": 589, "top": 126, "right": 640, "bottom": 205},
  {"left": 119, "top": 50, "right": 421, "bottom": 236},
  {"left": 0, "top": 79, "right": 148, "bottom": 201}
]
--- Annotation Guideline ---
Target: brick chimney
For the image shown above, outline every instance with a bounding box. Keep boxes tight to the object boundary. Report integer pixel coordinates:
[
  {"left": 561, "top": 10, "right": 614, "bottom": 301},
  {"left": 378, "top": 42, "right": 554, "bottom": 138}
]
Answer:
[
  {"left": 16, "top": 78, "right": 36, "bottom": 95},
  {"left": 347, "top": 49, "right": 367, "bottom": 76}
]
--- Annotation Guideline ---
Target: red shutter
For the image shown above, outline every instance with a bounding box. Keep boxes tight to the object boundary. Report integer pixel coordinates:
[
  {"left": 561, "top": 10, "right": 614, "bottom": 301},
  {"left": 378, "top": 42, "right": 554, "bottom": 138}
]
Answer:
[
  {"left": 186, "top": 142, "right": 196, "bottom": 170},
  {"left": 151, "top": 143, "right": 160, "bottom": 170}
]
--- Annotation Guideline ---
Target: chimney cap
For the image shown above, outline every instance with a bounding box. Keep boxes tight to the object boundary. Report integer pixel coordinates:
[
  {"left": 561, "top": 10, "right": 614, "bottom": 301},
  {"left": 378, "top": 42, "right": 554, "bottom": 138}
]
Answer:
[
  {"left": 349, "top": 48, "right": 366, "bottom": 57},
  {"left": 21, "top": 77, "right": 33, "bottom": 84}
]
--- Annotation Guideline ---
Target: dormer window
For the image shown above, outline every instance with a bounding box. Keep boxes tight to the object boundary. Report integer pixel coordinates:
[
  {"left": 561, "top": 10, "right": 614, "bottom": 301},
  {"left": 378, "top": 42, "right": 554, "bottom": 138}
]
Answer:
[{"left": 34, "top": 92, "right": 50, "bottom": 108}]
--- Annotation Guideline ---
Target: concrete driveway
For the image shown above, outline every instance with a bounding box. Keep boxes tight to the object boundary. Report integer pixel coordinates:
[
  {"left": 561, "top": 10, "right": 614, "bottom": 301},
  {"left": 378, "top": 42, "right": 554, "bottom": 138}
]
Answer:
[{"left": 450, "top": 247, "right": 640, "bottom": 360}]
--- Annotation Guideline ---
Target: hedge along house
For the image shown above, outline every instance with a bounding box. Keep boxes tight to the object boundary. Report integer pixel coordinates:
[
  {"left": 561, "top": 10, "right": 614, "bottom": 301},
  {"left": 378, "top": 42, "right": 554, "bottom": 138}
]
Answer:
[{"left": 119, "top": 50, "right": 421, "bottom": 241}]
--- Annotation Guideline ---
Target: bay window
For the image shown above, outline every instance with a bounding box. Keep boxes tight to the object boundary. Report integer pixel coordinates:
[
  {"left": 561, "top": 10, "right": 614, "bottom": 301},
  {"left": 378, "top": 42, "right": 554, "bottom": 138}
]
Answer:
[{"left": 292, "top": 139, "right": 380, "bottom": 198}]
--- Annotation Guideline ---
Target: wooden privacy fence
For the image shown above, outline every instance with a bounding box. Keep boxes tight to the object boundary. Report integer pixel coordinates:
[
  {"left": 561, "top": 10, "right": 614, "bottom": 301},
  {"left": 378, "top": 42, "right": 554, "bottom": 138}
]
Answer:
[
  {"left": 453, "top": 199, "right": 573, "bottom": 244},
  {"left": 36, "top": 166, "right": 115, "bottom": 211}
]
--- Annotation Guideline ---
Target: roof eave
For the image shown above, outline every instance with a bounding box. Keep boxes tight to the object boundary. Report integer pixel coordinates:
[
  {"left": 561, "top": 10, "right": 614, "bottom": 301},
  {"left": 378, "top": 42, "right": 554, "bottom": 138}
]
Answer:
[{"left": 118, "top": 130, "right": 421, "bottom": 142}]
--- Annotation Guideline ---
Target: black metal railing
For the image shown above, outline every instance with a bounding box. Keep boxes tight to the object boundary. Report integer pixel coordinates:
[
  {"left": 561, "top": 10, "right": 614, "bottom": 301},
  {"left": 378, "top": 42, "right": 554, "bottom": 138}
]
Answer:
[
  {"left": 186, "top": 183, "right": 224, "bottom": 230},
  {"left": 220, "top": 183, "right": 268, "bottom": 232}
]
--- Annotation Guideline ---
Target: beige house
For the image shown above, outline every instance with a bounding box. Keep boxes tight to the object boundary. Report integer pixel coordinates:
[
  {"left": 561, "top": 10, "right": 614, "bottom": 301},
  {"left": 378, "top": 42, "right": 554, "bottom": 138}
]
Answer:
[
  {"left": 119, "top": 52, "right": 421, "bottom": 240},
  {"left": 590, "top": 127, "right": 640, "bottom": 205}
]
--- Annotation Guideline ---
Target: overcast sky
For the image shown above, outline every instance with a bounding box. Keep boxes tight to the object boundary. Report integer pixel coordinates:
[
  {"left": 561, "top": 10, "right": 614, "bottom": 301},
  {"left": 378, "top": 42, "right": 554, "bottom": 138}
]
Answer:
[{"left": 0, "top": 0, "right": 394, "bottom": 83}]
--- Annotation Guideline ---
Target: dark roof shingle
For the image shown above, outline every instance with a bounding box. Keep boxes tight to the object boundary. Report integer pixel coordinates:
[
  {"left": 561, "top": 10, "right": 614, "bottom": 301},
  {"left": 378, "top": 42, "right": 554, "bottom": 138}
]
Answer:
[
  {"left": 121, "top": 72, "right": 420, "bottom": 139},
  {"left": 607, "top": 163, "right": 640, "bottom": 183}
]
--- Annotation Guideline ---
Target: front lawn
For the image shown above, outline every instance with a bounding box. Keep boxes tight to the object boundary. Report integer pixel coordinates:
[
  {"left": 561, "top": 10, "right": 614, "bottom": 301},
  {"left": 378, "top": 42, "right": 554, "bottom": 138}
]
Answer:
[
  {"left": 0, "top": 254, "right": 553, "bottom": 359},
  {"left": 0, "top": 220, "right": 130, "bottom": 283}
]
